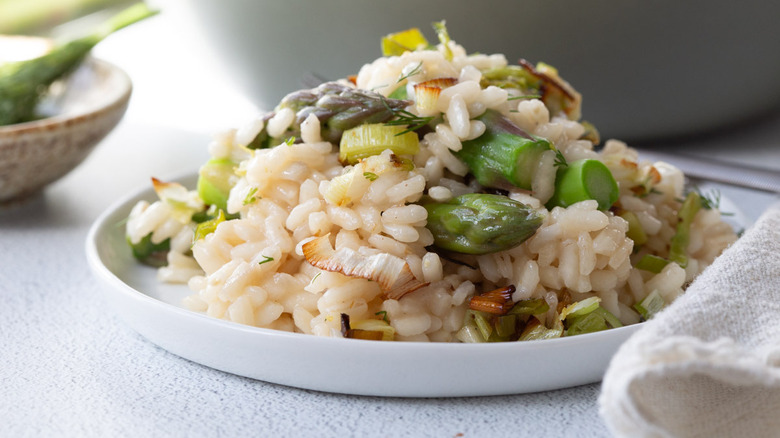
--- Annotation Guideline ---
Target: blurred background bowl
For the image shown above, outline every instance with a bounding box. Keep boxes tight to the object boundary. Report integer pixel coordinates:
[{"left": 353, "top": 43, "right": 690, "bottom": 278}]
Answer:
[
  {"left": 184, "top": 0, "right": 780, "bottom": 144},
  {"left": 0, "top": 46, "right": 132, "bottom": 202}
]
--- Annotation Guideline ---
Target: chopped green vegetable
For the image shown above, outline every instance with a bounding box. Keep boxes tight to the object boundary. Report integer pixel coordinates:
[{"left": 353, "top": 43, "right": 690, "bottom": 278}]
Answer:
[
  {"left": 635, "top": 254, "right": 671, "bottom": 274},
  {"left": 197, "top": 158, "right": 237, "bottom": 212},
  {"left": 507, "top": 298, "right": 550, "bottom": 316},
  {"left": 559, "top": 296, "right": 601, "bottom": 321},
  {"left": 634, "top": 289, "right": 666, "bottom": 320},
  {"left": 620, "top": 211, "right": 648, "bottom": 246},
  {"left": 471, "top": 310, "right": 494, "bottom": 340},
  {"left": 545, "top": 159, "right": 619, "bottom": 211},
  {"left": 455, "top": 109, "right": 553, "bottom": 190},
  {"left": 565, "top": 307, "right": 622, "bottom": 336},
  {"left": 248, "top": 82, "right": 411, "bottom": 148},
  {"left": 668, "top": 191, "right": 702, "bottom": 268},
  {"left": 387, "top": 86, "right": 408, "bottom": 100},
  {"left": 127, "top": 233, "right": 170, "bottom": 267},
  {"left": 193, "top": 209, "right": 226, "bottom": 242},
  {"left": 560, "top": 297, "right": 623, "bottom": 336},
  {"left": 339, "top": 123, "right": 420, "bottom": 164},
  {"left": 348, "top": 318, "right": 395, "bottom": 341},
  {"left": 381, "top": 28, "right": 429, "bottom": 56},
  {"left": 0, "top": 3, "right": 157, "bottom": 126},
  {"left": 243, "top": 187, "right": 259, "bottom": 205},
  {"left": 424, "top": 193, "right": 544, "bottom": 255},
  {"left": 480, "top": 60, "right": 582, "bottom": 121},
  {"left": 518, "top": 318, "right": 564, "bottom": 341}
]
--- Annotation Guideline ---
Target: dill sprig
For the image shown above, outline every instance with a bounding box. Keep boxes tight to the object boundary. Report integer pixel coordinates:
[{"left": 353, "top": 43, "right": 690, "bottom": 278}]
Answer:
[
  {"left": 508, "top": 94, "right": 542, "bottom": 101},
  {"left": 553, "top": 148, "right": 568, "bottom": 168},
  {"left": 381, "top": 97, "right": 434, "bottom": 135},
  {"left": 397, "top": 62, "right": 423, "bottom": 83},
  {"left": 696, "top": 187, "right": 721, "bottom": 210},
  {"left": 693, "top": 187, "right": 734, "bottom": 215}
]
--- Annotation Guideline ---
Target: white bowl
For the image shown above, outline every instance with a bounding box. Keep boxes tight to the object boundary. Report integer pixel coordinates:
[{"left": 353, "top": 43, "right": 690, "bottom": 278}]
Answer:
[{"left": 185, "top": 0, "right": 780, "bottom": 143}]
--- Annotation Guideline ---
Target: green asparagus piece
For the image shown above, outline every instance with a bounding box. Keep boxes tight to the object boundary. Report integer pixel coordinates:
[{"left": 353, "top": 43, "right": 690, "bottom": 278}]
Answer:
[
  {"left": 424, "top": 193, "right": 543, "bottom": 255},
  {"left": 635, "top": 254, "right": 671, "bottom": 274},
  {"left": 668, "top": 191, "right": 702, "bottom": 268},
  {"left": 455, "top": 109, "right": 552, "bottom": 190},
  {"left": 247, "top": 82, "right": 411, "bottom": 149},
  {"left": 545, "top": 159, "right": 619, "bottom": 211},
  {"left": 0, "top": 3, "right": 157, "bottom": 126}
]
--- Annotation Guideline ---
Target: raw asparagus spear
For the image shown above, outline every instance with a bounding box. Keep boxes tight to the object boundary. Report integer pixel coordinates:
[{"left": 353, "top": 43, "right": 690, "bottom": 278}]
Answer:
[
  {"left": 424, "top": 193, "right": 543, "bottom": 255},
  {"left": 247, "top": 82, "right": 411, "bottom": 148},
  {"left": 0, "top": 3, "right": 157, "bottom": 126}
]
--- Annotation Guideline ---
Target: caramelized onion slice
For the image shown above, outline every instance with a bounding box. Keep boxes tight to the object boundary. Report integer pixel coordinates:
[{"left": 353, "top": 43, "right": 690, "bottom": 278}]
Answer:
[{"left": 302, "top": 235, "right": 427, "bottom": 299}]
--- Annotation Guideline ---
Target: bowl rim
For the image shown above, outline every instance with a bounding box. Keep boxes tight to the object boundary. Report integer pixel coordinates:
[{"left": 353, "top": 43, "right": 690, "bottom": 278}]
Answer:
[{"left": 0, "top": 56, "right": 133, "bottom": 136}]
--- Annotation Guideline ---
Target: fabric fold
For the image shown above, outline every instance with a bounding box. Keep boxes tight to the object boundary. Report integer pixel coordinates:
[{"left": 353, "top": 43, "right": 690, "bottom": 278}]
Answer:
[{"left": 599, "top": 203, "right": 780, "bottom": 438}]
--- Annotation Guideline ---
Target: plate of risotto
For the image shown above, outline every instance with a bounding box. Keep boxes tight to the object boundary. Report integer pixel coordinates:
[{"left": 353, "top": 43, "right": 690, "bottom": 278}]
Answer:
[{"left": 87, "top": 23, "right": 740, "bottom": 397}]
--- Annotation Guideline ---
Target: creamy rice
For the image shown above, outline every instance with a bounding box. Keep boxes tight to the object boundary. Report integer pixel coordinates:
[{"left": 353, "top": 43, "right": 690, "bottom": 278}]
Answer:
[{"left": 126, "top": 33, "right": 737, "bottom": 342}]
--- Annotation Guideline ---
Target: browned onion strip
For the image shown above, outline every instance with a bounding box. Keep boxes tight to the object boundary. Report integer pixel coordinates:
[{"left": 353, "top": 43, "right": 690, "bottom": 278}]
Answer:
[
  {"left": 302, "top": 235, "right": 428, "bottom": 299},
  {"left": 468, "top": 285, "right": 516, "bottom": 315}
]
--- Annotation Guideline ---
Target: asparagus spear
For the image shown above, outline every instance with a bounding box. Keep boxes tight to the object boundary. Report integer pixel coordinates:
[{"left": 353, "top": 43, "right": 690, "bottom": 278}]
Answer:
[
  {"left": 545, "top": 158, "right": 619, "bottom": 211},
  {"left": 0, "top": 3, "right": 157, "bottom": 126},
  {"left": 424, "top": 193, "right": 543, "bottom": 255},
  {"left": 247, "top": 82, "right": 411, "bottom": 149},
  {"left": 455, "top": 109, "right": 552, "bottom": 190}
]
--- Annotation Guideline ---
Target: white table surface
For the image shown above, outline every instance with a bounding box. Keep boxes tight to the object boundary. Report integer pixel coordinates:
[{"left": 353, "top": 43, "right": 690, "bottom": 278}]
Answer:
[{"left": 2, "top": 9, "right": 779, "bottom": 437}]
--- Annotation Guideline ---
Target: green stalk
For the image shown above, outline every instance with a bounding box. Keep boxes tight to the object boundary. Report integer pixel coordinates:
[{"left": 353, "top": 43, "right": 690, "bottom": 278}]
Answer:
[
  {"left": 0, "top": 3, "right": 157, "bottom": 125},
  {"left": 455, "top": 109, "right": 552, "bottom": 190},
  {"left": 545, "top": 159, "right": 619, "bottom": 211}
]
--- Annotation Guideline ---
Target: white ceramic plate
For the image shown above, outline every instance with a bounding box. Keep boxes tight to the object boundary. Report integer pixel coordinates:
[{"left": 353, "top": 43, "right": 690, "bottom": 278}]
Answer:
[{"left": 88, "top": 173, "right": 669, "bottom": 397}]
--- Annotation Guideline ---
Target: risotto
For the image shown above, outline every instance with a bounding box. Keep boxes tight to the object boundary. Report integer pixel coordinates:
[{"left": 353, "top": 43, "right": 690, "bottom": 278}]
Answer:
[{"left": 125, "top": 24, "right": 736, "bottom": 342}]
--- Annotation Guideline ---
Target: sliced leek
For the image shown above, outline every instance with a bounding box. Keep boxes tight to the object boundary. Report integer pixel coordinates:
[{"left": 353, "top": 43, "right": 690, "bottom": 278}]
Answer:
[{"left": 339, "top": 123, "right": 420, "bottom": 164}]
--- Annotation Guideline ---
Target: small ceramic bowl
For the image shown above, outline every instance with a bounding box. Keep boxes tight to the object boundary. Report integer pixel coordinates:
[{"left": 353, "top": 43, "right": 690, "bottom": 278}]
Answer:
[{"left": 0, "top": 45, "right": 132, "bottom": 202}]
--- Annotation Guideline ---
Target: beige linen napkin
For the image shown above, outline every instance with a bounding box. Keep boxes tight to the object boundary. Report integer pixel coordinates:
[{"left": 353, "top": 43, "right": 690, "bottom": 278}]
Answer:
[{"left": 599, "top": 203, "right": 780, "bottom": 438}]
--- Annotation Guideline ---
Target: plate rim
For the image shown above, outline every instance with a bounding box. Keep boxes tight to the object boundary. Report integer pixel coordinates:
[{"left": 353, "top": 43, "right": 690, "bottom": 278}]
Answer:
[{"left": 85, "top": 170, "right": 646, "bottom": 396}]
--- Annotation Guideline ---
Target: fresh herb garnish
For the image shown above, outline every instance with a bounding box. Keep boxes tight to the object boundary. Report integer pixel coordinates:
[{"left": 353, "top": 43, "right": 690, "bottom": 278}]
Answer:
[
  {"left": 553, "top": 149, "right": 568, "bottom": 168},
  {"left": 284, "top": 136, "right": 296, "bottom": 146},
  {"left": 695, "top": 187, "right": 720, "bottom": 210},
  {"left": 382, "top": 98, "right": 435, "bottom": 135},
  {"left": 375, "top": 310, "right": 389, "bottom": 323},
  {"left": 363, "top": 172, "right": 378, "bottom": 181},
  {"left": 258, "top": 255, "right": 275, "bottom": 265},
  {"left": 689, "top": 187, "right": 733, "bottom": 216},
  {"left": 243, "top": 187, "right": 259, "bottom": 205},
  {"left": 397, "top": 61, "right": 423, "bottom": 83}
]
